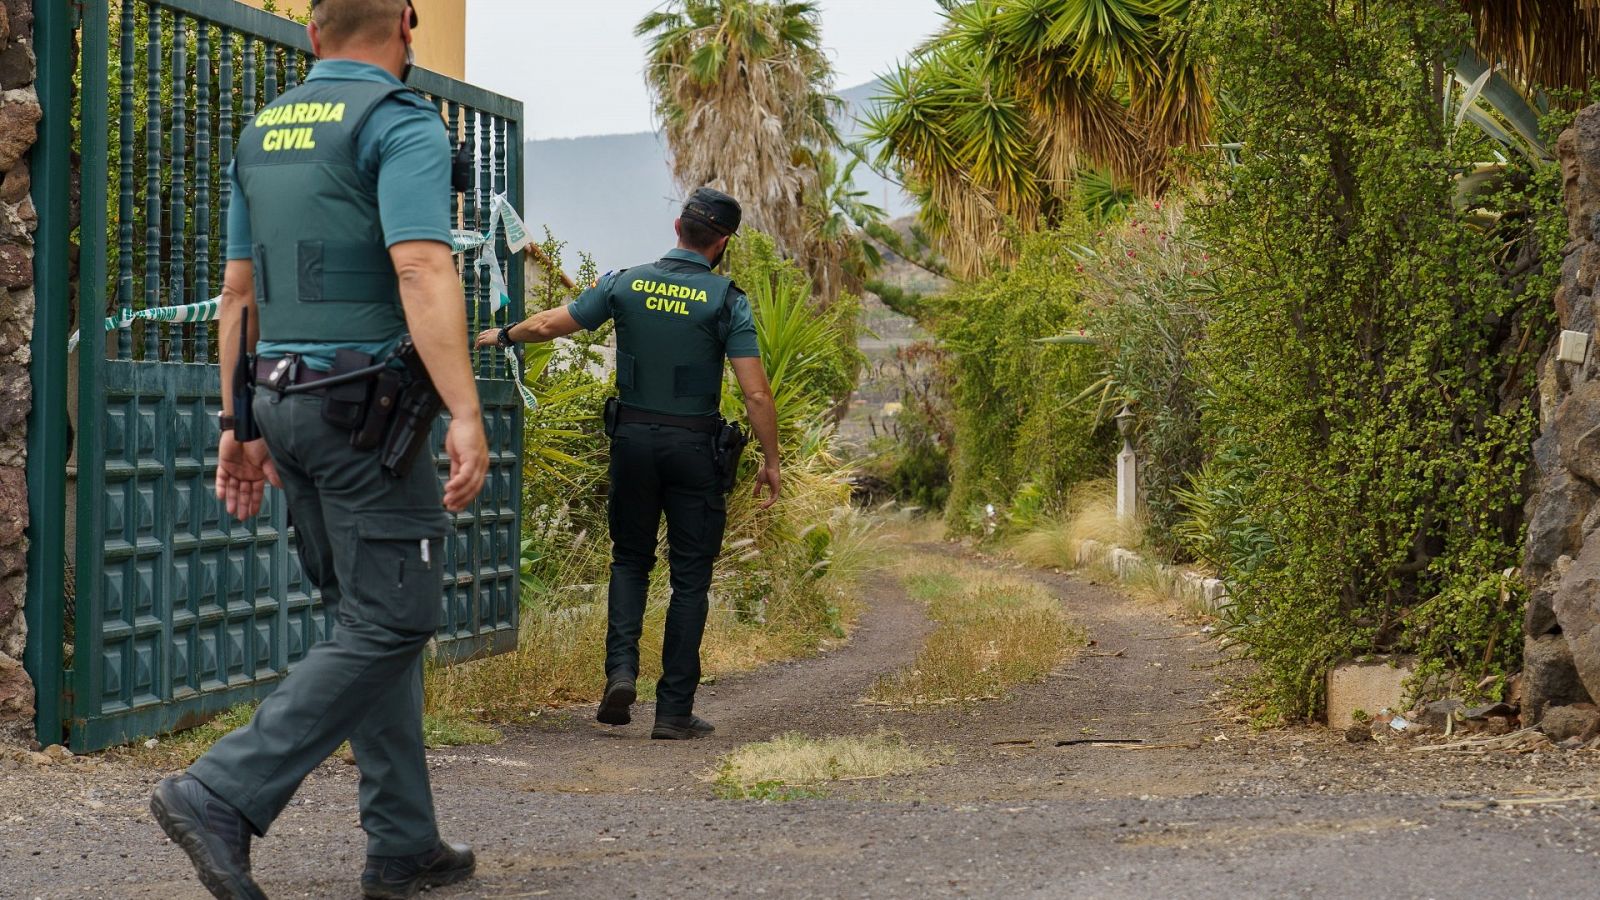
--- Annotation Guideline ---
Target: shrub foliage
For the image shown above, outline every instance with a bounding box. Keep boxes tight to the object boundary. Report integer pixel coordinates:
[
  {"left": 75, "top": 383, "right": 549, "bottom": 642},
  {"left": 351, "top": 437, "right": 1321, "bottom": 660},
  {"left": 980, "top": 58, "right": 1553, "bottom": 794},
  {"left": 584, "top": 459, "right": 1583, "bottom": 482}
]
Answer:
[{"left": 1187, "top": 0, "right": 1561, "bottom": 717}]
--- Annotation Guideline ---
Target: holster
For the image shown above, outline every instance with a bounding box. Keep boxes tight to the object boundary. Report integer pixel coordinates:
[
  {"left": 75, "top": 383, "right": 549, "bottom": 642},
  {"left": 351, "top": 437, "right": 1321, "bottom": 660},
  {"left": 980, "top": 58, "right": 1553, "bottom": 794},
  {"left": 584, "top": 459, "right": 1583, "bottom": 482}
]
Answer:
[
  {"left": 603, "top": 396, "right": 620, "bottom": 438},
  {"left": 379, "top": 339, "right": 442, "bottom": 478},
  {"left": 713, "top": 418, "right": 749, "bottom": 494}
]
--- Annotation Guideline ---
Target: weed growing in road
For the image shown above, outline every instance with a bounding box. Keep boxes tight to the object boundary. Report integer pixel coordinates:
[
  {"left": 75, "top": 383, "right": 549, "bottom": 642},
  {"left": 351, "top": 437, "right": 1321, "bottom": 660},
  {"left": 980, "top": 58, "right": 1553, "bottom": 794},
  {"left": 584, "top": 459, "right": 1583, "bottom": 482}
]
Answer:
[
  {"left": 872, "top": 559, "right": 1084, "bottom": 705},
  {"left": 124, "top": 702, "right": 259, "bottom": 767},
  {"left": 713, "top": 781, "right": 829, "bottom": 801},
  {"left": 421, "top": 713, "right": 503, "bottom": 748},
  {"left": 713, "top": 732, "right": 938, "bottom": 799}
]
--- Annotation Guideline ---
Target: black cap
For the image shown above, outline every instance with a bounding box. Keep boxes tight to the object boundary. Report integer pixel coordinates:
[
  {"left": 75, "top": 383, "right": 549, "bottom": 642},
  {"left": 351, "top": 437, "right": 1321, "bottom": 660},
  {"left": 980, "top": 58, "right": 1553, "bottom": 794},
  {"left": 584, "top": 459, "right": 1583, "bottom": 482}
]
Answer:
[{"left": 682, "top": 187, "right": 742, "bottom": 237}]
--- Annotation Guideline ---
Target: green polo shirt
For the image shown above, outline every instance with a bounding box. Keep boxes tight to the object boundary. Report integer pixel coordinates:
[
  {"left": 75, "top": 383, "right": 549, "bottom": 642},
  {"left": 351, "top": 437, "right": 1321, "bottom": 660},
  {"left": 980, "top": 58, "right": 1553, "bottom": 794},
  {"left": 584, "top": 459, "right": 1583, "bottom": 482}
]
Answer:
[{"left": 226, "top": 59, "right": 453, "bottom": 370}]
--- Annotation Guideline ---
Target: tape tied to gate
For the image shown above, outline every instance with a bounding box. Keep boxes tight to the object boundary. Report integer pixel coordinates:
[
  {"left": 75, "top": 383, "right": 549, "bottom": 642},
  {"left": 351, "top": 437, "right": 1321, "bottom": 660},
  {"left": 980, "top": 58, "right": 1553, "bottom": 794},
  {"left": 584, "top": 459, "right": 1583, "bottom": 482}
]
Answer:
[
  {"left": 69, "top": 195, "right": 541, "bottom": 412},
  {"left": 66, "top": 297, "right": 222, "bottom": 353}
]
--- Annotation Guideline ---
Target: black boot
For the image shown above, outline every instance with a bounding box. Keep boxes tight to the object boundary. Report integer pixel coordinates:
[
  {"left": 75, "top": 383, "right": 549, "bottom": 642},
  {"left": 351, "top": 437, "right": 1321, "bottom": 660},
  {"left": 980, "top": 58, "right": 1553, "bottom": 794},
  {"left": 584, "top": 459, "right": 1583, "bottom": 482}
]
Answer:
[
  {"left": 596, "top": 672, "right": 637, "bottom": 726},
  {"left": 651, "top": 714, "right": 715, "bottom": 740},
  {"left": 361, "top": 841, "right": 476, "bottom": 899},
  {"left": 149, "top": 774, "right": 265, "bottom": 900}
]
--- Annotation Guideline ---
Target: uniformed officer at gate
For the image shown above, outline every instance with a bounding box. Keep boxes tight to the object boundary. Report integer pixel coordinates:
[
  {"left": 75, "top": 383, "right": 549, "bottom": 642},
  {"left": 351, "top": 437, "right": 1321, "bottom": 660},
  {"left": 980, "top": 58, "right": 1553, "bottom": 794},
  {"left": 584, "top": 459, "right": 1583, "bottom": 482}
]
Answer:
[
  {"left": 149, "top": 2, "right": 488, "bottom": 898},
  {"left": 478, "top": 188, "right": 781, "bottom": 740}
]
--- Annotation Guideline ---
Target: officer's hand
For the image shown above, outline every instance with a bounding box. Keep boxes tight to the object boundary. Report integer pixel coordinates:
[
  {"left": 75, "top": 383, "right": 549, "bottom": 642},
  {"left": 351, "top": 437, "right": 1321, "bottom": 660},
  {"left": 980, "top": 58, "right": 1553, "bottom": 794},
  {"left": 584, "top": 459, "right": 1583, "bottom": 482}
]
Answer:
[
  {"left": 443, "top": 417, "right": 489, "bottom": 512},
  {"left": 474, "top": 328, "right": 502, "bottom": 348},
  {"left": 754, "top": 458, "right": 781, "bottom": 510},
  {"left": 244, "top": 438, "right": 282, "bottom": 491},
  {"left": 217, "top": 432, "right": 274, "bottom": 522}
]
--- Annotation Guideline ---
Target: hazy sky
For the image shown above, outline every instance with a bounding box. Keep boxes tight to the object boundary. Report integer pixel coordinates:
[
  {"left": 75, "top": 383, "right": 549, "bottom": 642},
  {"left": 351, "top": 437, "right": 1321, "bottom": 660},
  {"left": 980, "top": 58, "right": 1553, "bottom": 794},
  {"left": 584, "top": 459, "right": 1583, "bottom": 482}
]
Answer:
[{"left": 466, "top": 1, "right": 947, "bottom": 140}]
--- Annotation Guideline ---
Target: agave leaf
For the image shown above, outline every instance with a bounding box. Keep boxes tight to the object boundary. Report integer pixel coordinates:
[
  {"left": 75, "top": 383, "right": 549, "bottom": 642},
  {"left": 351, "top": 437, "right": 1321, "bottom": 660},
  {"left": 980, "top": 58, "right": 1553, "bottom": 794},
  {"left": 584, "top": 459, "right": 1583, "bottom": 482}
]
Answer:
[
  {"left": 1453, "top": 49, "right": 1551, "bottom": 161},
  {"left": 1453, "top": 64, "right": 1496, "bottom": 132}
]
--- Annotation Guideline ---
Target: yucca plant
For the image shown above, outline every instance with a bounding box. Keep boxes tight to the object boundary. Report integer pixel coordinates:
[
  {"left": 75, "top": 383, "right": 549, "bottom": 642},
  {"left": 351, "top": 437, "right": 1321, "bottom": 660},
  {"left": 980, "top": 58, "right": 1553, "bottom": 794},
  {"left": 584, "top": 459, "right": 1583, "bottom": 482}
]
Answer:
[
  {"left": 865, "top": 0, "right": 1212, "bottom": 278},
  {"left": 723, "top": 230, "right": 857, "bottom": 433}
]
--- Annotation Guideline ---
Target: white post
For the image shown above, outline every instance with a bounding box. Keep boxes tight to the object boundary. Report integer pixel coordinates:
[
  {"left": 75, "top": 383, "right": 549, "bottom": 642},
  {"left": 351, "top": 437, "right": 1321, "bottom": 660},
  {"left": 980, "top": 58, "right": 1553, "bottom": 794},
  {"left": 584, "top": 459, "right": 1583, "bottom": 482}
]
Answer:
[
  {"left": 1115, "top": 404, "right": 1137, "bottom": 524},
  {"left": 1117, "top": 440, "right": 1137, "bottom": 523}
]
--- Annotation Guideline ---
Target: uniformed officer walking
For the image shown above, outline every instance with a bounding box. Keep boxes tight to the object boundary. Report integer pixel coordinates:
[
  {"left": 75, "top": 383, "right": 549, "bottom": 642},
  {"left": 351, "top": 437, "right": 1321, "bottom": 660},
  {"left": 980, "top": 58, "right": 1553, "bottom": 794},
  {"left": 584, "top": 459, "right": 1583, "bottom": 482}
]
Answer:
[
  {"left": 149, "top": 2, "right": 488, "bottom": 898},
  {"left": 478, "top": 188, "right": 781, "bottom": 739}
]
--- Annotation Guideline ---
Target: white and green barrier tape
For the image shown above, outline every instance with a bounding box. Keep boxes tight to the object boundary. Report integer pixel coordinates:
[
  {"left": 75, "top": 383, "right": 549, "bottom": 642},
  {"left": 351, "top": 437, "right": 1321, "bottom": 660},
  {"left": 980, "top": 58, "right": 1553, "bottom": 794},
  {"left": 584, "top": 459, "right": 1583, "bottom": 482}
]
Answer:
[{"left": 69, "top": 193, "right": 541, "bottom": 412}]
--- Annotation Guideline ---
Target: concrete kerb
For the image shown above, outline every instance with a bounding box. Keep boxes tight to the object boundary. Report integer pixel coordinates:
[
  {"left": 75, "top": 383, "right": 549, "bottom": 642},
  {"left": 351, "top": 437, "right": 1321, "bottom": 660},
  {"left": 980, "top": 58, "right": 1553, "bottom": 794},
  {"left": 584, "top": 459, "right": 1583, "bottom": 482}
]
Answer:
[{"left": 1071, "top": 538, "right": 1230, "bottom": 616}]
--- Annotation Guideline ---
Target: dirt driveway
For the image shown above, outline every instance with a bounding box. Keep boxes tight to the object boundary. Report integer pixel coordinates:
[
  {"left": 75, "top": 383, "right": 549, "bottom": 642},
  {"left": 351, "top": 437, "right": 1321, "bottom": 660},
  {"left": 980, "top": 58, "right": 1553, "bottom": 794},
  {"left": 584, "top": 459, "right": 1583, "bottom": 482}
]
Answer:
[{"left": 2, "top": 546, "right": 1597, "bottom": 898}]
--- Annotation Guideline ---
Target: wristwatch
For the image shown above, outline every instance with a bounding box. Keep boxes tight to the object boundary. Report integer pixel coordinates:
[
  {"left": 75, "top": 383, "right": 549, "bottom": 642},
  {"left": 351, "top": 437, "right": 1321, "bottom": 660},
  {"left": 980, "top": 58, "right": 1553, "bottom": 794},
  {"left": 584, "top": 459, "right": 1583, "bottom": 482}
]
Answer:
[
  {"left": 496, "top": 326, "right": 515, "bottom": 348},
  {"left": 218, "top": 413, "right": 237, "bottom": 434}
]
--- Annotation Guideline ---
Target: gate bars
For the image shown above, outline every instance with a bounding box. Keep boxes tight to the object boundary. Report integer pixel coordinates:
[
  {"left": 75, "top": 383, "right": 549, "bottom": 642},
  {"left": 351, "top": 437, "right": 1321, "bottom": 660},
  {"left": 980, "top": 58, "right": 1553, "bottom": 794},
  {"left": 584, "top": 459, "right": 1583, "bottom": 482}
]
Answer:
[{"left": 26, "top": 1, "right": 526, "bottom": 750}]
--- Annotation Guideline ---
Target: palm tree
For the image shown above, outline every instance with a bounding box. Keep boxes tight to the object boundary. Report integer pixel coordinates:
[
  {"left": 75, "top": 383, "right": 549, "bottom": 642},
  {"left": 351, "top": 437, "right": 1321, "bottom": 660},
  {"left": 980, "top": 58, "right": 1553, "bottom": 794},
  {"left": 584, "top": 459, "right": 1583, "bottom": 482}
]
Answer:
[
  {"left": 802, "top": 155, "right": 885, "bottom": 303},
  {"left": 1462, "top": 0, "right": 1600, "bottom": 94},
  {"left": 637, "top": 1, "right": 839, "bottom": 270},
  {"left": 865, "top": 0, "right": 1211, "bottom": 279}
]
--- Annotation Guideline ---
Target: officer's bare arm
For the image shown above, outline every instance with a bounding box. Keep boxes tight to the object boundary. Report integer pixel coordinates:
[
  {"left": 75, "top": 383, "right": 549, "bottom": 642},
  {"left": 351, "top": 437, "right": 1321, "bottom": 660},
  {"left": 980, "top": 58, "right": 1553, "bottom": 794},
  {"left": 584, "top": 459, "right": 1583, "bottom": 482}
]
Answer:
[
  {"left": 391, "top": 239, "right": 489, "bottom": 510},
  {"left": 520, "top": 306, "right": 583, "bottom": 342},
  {"left": 731, "top": 356, "right": 782, "bottom": 507},
  {"left": 475, "top": 307, "right": 583, "bottom": 346}
]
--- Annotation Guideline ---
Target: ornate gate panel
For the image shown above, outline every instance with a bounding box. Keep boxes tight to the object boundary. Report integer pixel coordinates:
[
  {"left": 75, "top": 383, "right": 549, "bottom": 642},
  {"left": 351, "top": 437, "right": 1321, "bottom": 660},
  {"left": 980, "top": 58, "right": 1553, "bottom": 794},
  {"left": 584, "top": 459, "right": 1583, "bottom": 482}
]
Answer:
[{"left": 27, "top": 1, "right": 525, "bottom": 750}]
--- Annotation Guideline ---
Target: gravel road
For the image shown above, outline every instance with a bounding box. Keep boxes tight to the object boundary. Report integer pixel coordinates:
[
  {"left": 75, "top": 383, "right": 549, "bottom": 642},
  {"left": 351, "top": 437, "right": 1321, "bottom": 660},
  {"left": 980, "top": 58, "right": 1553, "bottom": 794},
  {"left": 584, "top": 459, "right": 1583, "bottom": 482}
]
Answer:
[{"left": 2, "top": 546, "right": 1596, "bottom": 899}]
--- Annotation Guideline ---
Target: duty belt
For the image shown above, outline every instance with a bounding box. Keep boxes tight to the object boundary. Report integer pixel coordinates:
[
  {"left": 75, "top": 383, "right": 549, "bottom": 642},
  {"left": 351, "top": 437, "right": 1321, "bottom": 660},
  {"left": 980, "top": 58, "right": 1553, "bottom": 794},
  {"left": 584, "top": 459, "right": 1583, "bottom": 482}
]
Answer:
[
  {"left": 256, "top": 355, "right": 340, "bottom": 392},
  {"left": 615, "top": 405, "right": 720, "bottom": 435}
]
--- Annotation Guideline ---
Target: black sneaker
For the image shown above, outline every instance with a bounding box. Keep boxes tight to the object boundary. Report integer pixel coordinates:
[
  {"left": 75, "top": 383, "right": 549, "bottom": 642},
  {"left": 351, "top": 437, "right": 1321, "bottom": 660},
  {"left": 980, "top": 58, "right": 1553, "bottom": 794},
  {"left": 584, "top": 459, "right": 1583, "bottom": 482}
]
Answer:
[
  {"left": 361, "top": 841, "right": 476, "bottom": 899},
  {"left": 651, "top": 714, "right": 715, "bottom": 740},
  {"left": 149, "top": 774, "right": 266, "bottom": 900},
  {"left": 596, "top": 673, "right": 637, "bottom": 726}
]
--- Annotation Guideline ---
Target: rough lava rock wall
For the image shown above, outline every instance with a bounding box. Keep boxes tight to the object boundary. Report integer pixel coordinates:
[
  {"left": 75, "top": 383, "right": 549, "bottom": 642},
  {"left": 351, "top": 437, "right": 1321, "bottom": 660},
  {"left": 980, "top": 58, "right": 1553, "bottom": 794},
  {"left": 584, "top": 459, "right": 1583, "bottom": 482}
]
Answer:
[
  {"left": 1524, "top": 104, "right": 1600, "bottom": 724},
  {"left": 0, "top": 0, "right": 36, "bottom": 746}
]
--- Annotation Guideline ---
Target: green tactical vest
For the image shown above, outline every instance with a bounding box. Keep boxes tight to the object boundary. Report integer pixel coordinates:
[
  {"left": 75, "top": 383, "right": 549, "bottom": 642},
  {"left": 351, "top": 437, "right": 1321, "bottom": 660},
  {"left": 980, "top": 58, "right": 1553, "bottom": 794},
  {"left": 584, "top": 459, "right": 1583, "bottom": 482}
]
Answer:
[
  {"left": 609, "top": 261, "right": 737, "bottom": 418},
  {"left": 233, "top": 79, "right": 416, "bottom": 343}
]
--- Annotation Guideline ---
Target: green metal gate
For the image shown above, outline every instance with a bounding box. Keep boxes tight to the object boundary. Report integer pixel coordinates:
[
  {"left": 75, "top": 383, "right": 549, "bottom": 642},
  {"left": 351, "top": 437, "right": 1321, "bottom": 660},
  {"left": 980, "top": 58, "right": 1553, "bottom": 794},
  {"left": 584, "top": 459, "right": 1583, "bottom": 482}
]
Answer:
[{"left": 25, "top": 1, "right": 525, "bottom": 751}]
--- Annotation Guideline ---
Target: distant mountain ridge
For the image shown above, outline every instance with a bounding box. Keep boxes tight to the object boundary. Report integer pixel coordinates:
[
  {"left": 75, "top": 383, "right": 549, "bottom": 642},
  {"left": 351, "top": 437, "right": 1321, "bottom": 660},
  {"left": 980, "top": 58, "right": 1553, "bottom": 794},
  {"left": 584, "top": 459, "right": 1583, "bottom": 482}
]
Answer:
[{"left": 524, "top": 80, "right": 913, "bottom": 273}]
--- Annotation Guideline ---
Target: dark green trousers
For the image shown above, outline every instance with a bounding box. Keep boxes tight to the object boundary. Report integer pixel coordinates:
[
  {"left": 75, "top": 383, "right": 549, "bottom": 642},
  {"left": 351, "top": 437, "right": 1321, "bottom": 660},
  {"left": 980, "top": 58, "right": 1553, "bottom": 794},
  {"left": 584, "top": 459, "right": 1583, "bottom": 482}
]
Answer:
[
  {"left": 189, "top": 392, "right": 448, "bottom": 858},
  {"left": 605, "top": 421, "right": 728, "bottom": 718}
]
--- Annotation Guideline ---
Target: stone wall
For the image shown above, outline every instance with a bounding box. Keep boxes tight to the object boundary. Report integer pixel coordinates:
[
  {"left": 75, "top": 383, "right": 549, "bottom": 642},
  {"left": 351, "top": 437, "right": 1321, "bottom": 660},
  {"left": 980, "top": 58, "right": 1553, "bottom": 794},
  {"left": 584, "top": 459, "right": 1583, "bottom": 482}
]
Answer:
[
  {"left": 0, "top": 0, "right": 37, "bottom": 746},
  {"left": 1523, "top": 103, "right": 1600, "bottom": 727}
]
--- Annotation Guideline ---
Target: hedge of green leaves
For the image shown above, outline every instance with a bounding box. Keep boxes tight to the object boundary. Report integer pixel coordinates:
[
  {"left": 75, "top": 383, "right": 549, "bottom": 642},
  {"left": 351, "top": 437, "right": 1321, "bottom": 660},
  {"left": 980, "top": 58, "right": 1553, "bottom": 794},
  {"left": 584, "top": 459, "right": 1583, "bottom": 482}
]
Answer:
[
  {"left": 919, "top": 0, "right": 1580, "bottom": 719},
  {"left": 926, "top": 225, "right": 1112, "bottom": 531},
  {"left": 1185, "top": 0, "right": 1565, "bottom": 718}
]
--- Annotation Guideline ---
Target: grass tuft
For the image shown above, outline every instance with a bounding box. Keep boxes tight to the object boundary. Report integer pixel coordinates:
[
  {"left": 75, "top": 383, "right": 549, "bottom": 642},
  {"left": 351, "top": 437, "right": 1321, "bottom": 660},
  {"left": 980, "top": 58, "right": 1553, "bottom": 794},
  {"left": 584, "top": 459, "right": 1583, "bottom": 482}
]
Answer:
[
  {"left": 871, "top": 558, "right": 1084, "bottom": 705},
  {"left": 1012, "top": 479, "right": 1141, "bottom": 570},
  {"left": 713, "top": 731, "right": 938, "bottom": 799},
  {"left": 129, "top": 697, "right": 502, "bottom": 769},
  {"left": 422, "top": 711, "right": 502, "bottom": 747},
  {"left": 130, "top": 702, "right": 260, "bottom": 767}
]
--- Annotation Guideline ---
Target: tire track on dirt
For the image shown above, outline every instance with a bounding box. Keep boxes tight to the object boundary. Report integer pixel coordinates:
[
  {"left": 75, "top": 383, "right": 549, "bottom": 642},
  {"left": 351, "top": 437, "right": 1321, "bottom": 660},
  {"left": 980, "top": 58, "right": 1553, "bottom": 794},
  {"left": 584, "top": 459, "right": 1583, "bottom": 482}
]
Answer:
[{"left": 427, "top": 568, "right": 935, "bottom": 796}]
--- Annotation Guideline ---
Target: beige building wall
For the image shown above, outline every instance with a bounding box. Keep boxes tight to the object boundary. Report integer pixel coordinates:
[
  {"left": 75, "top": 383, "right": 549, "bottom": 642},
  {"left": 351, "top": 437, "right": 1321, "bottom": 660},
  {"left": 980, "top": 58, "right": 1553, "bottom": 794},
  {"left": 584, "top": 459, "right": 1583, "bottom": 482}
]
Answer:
[{"left": 238, "top": 0, "right": 466, "bottom": 80}]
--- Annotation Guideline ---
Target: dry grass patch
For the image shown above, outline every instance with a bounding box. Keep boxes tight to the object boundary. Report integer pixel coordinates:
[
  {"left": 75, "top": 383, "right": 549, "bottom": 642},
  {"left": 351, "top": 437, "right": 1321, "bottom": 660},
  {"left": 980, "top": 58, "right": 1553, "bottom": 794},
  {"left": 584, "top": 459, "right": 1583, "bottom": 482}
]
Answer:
[
  {"left": 871, "top": 559, "right": 1084, "bottom": 705},
  {"left": 713, "top": 731, "right": 939, "bottom": 799},
  {"left": 1011, "top": 479, "right": 1142, "bottom": 570}
]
